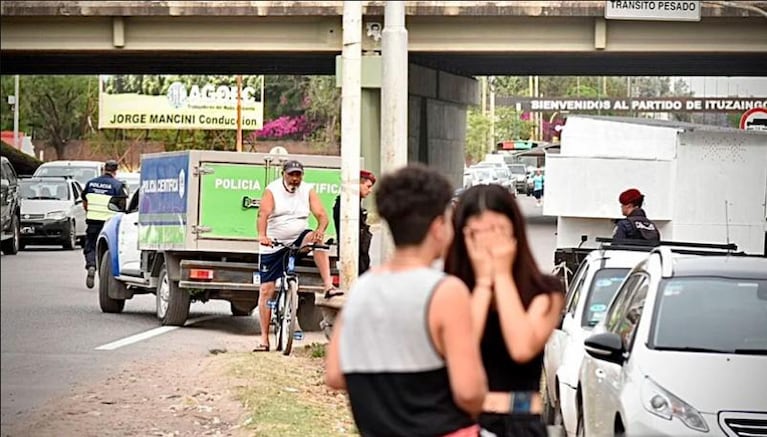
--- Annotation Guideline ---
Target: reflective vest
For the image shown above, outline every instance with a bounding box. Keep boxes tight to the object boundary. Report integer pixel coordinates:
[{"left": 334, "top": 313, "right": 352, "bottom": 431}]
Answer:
[{"left": 86, "top": 193, "right": 117, "bottom": 221}]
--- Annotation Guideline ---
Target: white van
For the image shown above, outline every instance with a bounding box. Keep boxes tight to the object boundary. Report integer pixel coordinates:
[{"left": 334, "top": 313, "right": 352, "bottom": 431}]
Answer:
[{"left": 33, "top": 160, "right": 104, "bottom": 188}]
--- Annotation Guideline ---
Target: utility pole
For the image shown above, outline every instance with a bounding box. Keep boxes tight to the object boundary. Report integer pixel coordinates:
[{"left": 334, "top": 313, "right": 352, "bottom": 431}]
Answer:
[
  {"left": 13, "top": 75, "right": 20, "bottom": 150},
  {"left": 488, "top": 76, "right": 496, "bottom": 153},
  {"left": 379, "top": 0, "right": 408, "bottom": 262},
  {"left": 235, "top": 75, "right": 243, "bottom": 152},
  {"left": 340, "top": 1, "right": 362, "bottom": 292}
]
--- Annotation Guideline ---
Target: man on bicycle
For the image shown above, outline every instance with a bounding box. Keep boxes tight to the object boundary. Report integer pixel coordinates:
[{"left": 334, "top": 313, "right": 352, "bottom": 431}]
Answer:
[{"left": 255, "top": 159, "right": 339, "bottom": 352}]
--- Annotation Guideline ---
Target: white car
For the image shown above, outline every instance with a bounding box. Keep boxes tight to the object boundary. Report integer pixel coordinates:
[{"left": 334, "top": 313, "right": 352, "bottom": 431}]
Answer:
[
  {"left": 543, "top": 249, "right": 650, "bottom": 435},
  {"left": 579, "top": 249, "right": 767, "bottom": 437},
  {"left": 33, "top": 160, "right": 104, "bottom": 188}
]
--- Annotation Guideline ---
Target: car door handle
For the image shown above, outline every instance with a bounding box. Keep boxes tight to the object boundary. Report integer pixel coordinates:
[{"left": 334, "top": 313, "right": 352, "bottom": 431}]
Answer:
[
  {"left": 132, "top": 222, "right": 138, "bottom": 226},
  {"left": 595, "top": 368, "right": 606, "bottom": 379}
]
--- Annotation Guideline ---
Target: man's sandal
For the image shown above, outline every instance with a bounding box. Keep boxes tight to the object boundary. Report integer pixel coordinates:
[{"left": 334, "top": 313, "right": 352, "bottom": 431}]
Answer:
[
  {"left": 324, "top": 287, "right": 344, "bottom": 300},
  {"left": 252, "top": 344, "right": 270, "bottom": 352}
]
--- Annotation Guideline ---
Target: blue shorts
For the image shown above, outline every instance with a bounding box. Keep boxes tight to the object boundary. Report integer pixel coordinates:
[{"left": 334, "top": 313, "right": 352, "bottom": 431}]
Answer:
[{"left": 259, "top": 230, "right": 312, "bottom": 284}]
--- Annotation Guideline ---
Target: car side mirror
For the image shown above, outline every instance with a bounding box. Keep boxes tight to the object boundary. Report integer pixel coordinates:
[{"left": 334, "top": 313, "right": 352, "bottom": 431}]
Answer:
[
  {"left": 107, "top": 196, "right": 127, "bottom": 213},
  {"left": 584, "top": 332, "right": 625, "bottom": 365}
]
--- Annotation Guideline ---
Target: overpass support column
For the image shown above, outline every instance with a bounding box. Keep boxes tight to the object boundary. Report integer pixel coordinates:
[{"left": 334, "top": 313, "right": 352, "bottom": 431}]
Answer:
[
  {"left": 339, "top": 1, "right": 362, "bottom": 291},
  {"left": 408, "top": 65, "right": 479, "bottom": 188}
]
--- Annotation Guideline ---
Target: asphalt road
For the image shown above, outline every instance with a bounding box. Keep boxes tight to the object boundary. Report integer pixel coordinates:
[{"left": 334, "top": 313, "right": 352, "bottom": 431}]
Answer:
[{"left": 0, "top": 194, "right": 558, "bottom": 429}]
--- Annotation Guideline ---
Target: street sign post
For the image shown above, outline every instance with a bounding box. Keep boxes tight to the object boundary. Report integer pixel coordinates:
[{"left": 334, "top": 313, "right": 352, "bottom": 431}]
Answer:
[{"left": 739, "top": 107, "right": 767, "bottom": 131}]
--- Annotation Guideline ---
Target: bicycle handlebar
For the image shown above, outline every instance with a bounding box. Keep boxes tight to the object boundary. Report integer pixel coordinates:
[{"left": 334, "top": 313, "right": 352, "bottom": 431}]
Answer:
[{"left": 262, "top": 240, "right": 331, "bottom": 251}]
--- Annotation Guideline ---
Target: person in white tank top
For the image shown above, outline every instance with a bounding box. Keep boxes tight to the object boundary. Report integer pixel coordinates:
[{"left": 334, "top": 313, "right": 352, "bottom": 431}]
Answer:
[{"left": 254, "top": 159, "right": 339, "bottom": 352}]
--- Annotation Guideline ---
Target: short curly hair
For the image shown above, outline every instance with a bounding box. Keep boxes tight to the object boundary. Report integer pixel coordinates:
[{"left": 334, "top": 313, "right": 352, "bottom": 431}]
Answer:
[{"left": 375, "top": 163, "right": 454, "bottom": 247}]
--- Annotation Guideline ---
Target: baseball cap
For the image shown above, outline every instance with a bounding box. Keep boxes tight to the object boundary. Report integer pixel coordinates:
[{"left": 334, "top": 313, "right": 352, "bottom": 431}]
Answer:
[
  {"left": 282, "top": 160, "right": 304, "bottom": 174},
  {"left": 619, "top": 188, "right": 643, "bottom": 205},
  {"left": 105, "top": 160, "right": 119, "bottom": 171}
]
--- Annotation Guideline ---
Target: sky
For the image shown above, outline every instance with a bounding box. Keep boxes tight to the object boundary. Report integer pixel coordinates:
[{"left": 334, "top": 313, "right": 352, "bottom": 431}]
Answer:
[{"left": 683, "top": 77, "right": 767, "bottom": 97}]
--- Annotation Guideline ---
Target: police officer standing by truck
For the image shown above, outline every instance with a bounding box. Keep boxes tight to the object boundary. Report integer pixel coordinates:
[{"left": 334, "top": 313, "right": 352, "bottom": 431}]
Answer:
[{"left": 82, "top": 160, "right": 128, "bottom": 288}]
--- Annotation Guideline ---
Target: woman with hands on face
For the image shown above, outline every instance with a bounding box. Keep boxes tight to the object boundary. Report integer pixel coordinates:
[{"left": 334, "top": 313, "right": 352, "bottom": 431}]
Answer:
[{"left": 445, "top": 184, "right": 564, "bottom": 437}]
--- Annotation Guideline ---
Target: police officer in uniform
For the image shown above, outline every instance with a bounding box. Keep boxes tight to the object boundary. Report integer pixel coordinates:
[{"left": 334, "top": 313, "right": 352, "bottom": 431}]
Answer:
[
  {"left": 613, "top": 188, "right": 661, "bottom": 243},
  {"left": 82, "top": 160, "right": 128, "bottom": 288}
]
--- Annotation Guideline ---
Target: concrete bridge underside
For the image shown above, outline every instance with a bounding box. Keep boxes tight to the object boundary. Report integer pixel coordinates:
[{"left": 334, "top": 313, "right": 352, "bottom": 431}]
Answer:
[{"left": 2, "top": 1, "right": 765, "bottom": 184}]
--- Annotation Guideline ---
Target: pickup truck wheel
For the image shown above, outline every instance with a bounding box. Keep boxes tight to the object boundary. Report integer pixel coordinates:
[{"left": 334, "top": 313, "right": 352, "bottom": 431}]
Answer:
[
  {"left": 230, "top": 302, "right": 254, "bottom": 316},
  {"left": 1, "top": 215, "right": 20, "bottom": 255},
  {"left": 99, "top": 250, "right": 126, "bottom": 313},
  {"left": 62, "top": 220, "right": 77, "bottom": 250},
  {"left": 156, "top": 265, "right": 190, "bottom": 326},
  {"left": 297, "top": 293, "right": 323, "bottom": 331}
]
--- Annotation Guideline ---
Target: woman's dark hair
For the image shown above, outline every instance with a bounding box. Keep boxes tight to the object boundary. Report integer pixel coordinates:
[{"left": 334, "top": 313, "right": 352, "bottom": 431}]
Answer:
[
  {"left": 375, "top": 163, "right": 453, "bottom": 247},
  {"left": 444, "top": 184, "right": 562, "bottom": 307}
]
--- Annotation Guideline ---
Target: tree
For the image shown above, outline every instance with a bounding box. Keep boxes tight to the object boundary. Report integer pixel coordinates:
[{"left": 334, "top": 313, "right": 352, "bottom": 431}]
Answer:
[
  {"left": 466, "top": 108, "right": 492, "bottom": 164},
  {"left": 0, "top": 76, "right": 99, "bottom": 159},
  {"left": 303, "top": 76, "right": 341, "bottom": 149},
  {"left": 494, "top": 107, "right": 534, "bottom": 142}
]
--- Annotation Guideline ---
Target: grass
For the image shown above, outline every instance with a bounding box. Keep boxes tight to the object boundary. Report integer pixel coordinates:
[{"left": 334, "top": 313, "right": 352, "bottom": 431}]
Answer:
[{"left": 226, "top": 343, "right": 356, "bottom": 437}]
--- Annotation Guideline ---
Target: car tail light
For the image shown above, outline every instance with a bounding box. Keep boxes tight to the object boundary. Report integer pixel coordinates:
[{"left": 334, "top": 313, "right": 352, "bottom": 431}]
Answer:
[
  {"left": 332, "top": 275, "right": 340, "bottom": 287},
  {"left": 189, "top": 269, "right": 214, "bottom": 280}
]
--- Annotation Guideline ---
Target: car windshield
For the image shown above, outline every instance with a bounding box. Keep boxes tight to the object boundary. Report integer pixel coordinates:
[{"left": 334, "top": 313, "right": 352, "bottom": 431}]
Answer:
[
  {"left": 20, "top": 180, "right": 70, "bottom": 200},
  {"left": 473, "top": 169, "right": 491, "bottom": 180},
  {"left": 582, "top": 268, "right": 630, "bottom": 327},
  {"left": 36, "top": 166, "right": 98, "bottom": 187},
  {"left": 650, "top": 277, "right": 767, "bottom": 354}
]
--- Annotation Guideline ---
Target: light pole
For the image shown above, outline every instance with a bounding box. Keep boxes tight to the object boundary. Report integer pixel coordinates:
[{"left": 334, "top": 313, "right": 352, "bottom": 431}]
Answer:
[{"left": 13, "top": 75, "right": 20, "bottom": 150}]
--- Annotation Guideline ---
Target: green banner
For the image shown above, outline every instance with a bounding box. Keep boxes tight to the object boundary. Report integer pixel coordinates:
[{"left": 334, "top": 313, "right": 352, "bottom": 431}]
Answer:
[{"left": 198, "top": 163, "right": 341, "bottom": 241}]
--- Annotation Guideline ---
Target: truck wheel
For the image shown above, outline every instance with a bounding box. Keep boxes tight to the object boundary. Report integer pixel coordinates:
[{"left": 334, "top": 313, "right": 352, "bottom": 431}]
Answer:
[
  {"left": 99, "top": 250, "right": 126, "bottom": 313},
  {"left": 230, "top": 302, "right": 254, "bottom": 316},
  {"left": 297, "top": 293, "right": 323, "bottom": 331},
  {"left": 1, "top": 215, "right": 20, "bottom": 255},
  {"left": 156, "top": 264, "right": 190, "bottom": 326},
  {"left": 62, "top": 220, "right": 77, "bottom": 250}
]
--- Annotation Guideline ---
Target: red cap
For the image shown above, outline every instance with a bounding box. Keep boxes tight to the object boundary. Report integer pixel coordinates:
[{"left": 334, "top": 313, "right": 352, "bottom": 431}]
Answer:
[
  {"left": 619, "top": 188, "right": 643, "bottom": 205},
  {"left": 361, "top": 170, "right": 376, "bottom": 184}
]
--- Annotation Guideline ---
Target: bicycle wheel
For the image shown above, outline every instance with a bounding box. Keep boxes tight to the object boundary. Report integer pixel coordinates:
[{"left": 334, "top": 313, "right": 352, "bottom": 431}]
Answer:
[
  {"left": 280, "top": 278, "right": 299, "bottom": 356},
  {"left": 273, "top": 284, "right": 285, "bottom": 351}
]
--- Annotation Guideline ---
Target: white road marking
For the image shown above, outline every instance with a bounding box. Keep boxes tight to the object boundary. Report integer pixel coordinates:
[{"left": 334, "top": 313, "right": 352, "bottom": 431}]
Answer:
[{"left": 94, "top": 315, "right": 219, "bottom": 351}]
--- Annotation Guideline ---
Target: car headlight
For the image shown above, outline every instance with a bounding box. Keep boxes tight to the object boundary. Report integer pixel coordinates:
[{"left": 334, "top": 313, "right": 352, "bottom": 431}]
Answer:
[
  {"left": 46, "top": 211, "right": 67, "bottom": 220},
  {"left": 641, "top": 377, "right": 708, "bottom": 433}
]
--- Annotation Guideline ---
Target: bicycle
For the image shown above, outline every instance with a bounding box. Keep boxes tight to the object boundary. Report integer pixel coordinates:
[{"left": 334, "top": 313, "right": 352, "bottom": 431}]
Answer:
[{"left": 259, "top": 239, "right": 329, "bottom": 356}]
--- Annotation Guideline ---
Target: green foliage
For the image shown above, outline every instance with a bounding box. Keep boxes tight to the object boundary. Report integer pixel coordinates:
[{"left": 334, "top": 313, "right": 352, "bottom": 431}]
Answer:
[
  {"left": 494, "top": 107, "right": 534, "bottom": 142},
  {"left": 1, "top": 75, "right": 99, "bottom": 159},
  {"left": 466, "top": 108, "right": 492, "bottom": 163},
  {"left": 303, "top": 76, "right": 341, "bottom": 148}
]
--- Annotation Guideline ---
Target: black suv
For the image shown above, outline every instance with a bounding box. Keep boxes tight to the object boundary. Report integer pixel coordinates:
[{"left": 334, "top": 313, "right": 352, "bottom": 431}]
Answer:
[{"left": 1, "top": 156, "right": 21, "bottom": 255}]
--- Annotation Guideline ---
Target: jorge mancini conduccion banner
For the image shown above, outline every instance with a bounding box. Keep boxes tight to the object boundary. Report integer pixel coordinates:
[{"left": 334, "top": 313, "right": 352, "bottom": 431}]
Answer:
[{"left": 98, "top": 75, "right": 264, "bottom": 130}]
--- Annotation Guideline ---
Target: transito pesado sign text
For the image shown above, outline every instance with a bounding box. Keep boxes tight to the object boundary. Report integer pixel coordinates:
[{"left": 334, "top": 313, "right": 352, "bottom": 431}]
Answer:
[
  {"left": 605, "top": 1, "right": 701, "bottom": 21},
  {"left": 99, "top": 75, "right": 264, "bottom": 130}
]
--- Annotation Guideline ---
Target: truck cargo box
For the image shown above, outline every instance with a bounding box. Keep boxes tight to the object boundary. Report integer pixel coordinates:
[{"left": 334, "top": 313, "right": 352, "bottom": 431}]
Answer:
[{"left": 138, "top": 150, "right": 343, "bottom": 253}]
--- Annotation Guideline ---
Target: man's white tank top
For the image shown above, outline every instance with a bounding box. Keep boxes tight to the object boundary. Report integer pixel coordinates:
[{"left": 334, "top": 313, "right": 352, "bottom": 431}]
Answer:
[{"left": 261, "top": 178, "right": 312, "bottom": 254}]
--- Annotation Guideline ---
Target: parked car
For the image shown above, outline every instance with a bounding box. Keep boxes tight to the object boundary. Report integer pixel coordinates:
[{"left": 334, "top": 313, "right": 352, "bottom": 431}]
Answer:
[
  {"left": 116, "top": 171, "right": 140, "bottom": 196},
  {"left": 0, "top": 156, "right": 21, "bottom": 255},
  {"left": 578, "top": 249, "right": 767, "bottom": 437},
  {"left": 33, "top": 160, "right": 103, "bottom": 188},
  {"left": 543, "top": 248, "right": 650, "bottom": 434},
  {"left": 18, "top": 176, "right": 86, "bottom": 249},
  {"left": 507, "top": 163, "right": 528, "bottom": 193}
]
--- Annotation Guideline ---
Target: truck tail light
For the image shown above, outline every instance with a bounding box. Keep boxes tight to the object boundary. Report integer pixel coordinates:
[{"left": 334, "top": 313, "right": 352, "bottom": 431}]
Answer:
[{"left": 189, "top": 269, "right": 214, "bottom": 280}]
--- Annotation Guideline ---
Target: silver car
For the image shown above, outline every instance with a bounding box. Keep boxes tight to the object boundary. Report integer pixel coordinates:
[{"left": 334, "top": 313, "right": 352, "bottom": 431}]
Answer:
[{"left": 579, "top": 250, "right": 767, "bottom": 437}]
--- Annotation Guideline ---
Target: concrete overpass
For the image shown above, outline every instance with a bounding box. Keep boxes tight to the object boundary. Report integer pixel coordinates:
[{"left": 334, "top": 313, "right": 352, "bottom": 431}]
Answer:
[
  {"left": 2, "top": 1, "right": 766, "bottom": 76},
  {"left": 2, "top": 1, "right": 766, "bottom": 184}
]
